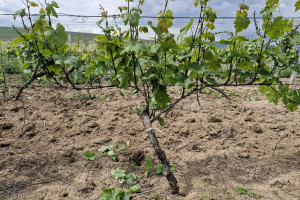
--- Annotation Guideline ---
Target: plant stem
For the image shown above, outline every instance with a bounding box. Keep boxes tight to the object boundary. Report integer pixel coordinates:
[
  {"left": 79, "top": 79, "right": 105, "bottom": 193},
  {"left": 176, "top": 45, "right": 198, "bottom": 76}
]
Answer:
[{"left": 142, "top": 110, "right": 179, "bottom": 194}]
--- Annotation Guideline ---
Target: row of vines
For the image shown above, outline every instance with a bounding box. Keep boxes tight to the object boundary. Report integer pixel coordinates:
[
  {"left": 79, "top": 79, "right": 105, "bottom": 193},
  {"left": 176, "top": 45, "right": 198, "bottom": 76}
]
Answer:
[{"left": 1, "top": 0, "right": 300, "bottom": 196}]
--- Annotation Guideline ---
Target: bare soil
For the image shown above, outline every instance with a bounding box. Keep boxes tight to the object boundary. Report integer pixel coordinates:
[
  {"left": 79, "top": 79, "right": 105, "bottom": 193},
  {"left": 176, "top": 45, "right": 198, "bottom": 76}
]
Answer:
[{"left": 0, "top": 84, "right": 299, "bottom": 200}]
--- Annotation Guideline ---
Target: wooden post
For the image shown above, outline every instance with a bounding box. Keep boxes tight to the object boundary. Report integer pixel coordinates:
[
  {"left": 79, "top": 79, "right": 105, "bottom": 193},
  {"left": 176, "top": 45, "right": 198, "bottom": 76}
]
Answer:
[
  {"left": 89, "top": 40, "right": 93, "bottom": 51},
  {"left": 290, "top": 50, "right": 299, "bottom": 85},
  {"left": 68, "top": 33, "right": 71, "bottom": 49}
]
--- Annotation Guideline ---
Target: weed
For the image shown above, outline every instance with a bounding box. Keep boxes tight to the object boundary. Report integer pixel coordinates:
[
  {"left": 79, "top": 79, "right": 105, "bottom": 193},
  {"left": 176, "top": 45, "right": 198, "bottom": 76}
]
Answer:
[
  {"left": 246, "top": 97, "right": 261, "bottom": 101},
  {"left": 200, "top": 193, "right": 217, "bottom": 200},
  {"left": 27, "top": 193, "right": 39, "bottom": 198},
  {"left": 99, "top": 188, "right": 130, "bottom": 200},
  {"left": 101, "top": 95, "right": 110, "bottom": 101},
  {"left": 84, "top": 150, "right": 97, "bottom": 161},
  {"left": 130, "top": 105, "right": 142, "bottom": 115},
  {"left": 144, "top": 157, "right": 154, "bottom": 177},
  {"left": 236, "top": 185, "right": 247, "bottom": 195},
  {"left": 1, "top": 185, "right": 7, "bottom": 191},
  {"left": 98, "top": 145, "right": 118, "bottom": 161},
  {"left": 248, "top": 191, "right": 262, "bottom": 198},
  {"left": 272, "top": 190, "right": 279, "bottom": 195},
  {"left": 148, "top": 193, "right": 163, "bottom": 200},
  {"left": 111, "top": 167, "right": 138, "bottom": 185},
  {"left": 155, "top": 163, "right": 176, "bottom": 175},
  {"left": 203, "top": 177, "right": 214, "bottom": 185},
  {"left": 223, "top": 188, "right": 234, "bottom": 200},
  {"left": 118, "top": 141, "right": 130, "bottom": 151},
  {"left": 73, "top": 93, "right": 93, "bottom": 99},
  {"left": 8, "top": 91, "right": 16, "bottom": 98}
]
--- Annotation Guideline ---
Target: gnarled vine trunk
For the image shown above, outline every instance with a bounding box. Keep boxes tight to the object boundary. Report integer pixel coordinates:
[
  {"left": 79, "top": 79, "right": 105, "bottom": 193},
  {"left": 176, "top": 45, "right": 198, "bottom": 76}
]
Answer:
[{"left": 142, "top": 110, "right": 179, "bottom": 194}]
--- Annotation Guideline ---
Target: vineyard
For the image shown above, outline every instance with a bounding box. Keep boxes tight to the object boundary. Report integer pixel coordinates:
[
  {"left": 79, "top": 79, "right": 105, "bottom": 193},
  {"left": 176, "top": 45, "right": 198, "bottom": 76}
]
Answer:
[{"left": 0, "top": 0, "right": 300, "bottom": 199}]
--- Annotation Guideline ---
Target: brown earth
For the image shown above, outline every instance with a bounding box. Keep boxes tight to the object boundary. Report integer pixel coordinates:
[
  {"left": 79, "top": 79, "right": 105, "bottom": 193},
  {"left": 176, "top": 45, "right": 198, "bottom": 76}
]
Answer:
[{"left": 0, "top": 84, "right": 299, "bottom": 200}]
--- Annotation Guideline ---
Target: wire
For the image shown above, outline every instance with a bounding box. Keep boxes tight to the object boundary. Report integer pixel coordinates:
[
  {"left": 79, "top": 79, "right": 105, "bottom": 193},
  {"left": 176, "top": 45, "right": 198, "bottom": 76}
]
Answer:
[{"left": 1, "top": 13, "right": 300, "bottom": 19}]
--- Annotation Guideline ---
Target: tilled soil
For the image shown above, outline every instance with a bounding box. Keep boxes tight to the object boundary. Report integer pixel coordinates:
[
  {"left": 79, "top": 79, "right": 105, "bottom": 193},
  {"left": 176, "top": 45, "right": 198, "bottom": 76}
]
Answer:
[{"left": 0, "top": 84, "right": 299, "bottom": 200}]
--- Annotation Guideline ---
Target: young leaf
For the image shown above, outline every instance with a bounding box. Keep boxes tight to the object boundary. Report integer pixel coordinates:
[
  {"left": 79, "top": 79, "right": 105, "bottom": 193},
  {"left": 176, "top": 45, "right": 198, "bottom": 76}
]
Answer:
[
  {"left": 121, "top": 13, "right": 130, "bottom": 26},
  {"left": 234, "top": 16, "right": 250, "bottom": 33},
  {"left": 146, "top": 157, "right": 153, "bottom": 171},
  {"left": 85, "top": 151, "right": 96, "bottom": 161},
  {"left": 129, "top": 186, "right": 142, "bottom": 193},
  {"left": 267, "top": 17, "right": 289, "bottom": 39},
  {"left": 157, "top": 117, "right": 165, "bottom": 126},
  {"left": 111, "top": 167, "right": 126, "bottom": 180},
  {"left": 296, "top": 0, "right": 300, "bottom": 11},
  {"left": 129, "top": 13, "right": 140, "bottom": 27},
  {"left": 155, "top": 164, "right": 164, "bottom": 175},
  {"left": 108, "top": 150, "right": 118, "bottom": 162},
  {"left": 125, "top": 173, "right": 138, "bottom": 185},
  {"left": 177, "top": 18, "right": 194, "bottom": 41},
  {"left": 170, "top": 163, "right": 176, "bottom": 171},
  {"left": 98, "top": 145, "right": 115, "bottom": 153},
  {"left": 100, "top": 188, "right": 130, "bottom": 200}
]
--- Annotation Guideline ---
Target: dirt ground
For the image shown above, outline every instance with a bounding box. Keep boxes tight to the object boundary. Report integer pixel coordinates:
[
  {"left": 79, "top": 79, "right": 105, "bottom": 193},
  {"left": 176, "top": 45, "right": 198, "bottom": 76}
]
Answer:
[{"left": 0, "top": 83, "right": 299, "bottom": 200}]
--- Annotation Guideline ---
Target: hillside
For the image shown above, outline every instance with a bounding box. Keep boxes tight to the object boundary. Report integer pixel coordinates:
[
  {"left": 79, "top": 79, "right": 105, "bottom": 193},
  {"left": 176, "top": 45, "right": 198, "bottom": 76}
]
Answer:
[{"left": 0, "top": 26, "right": 99, "bottom": 42}]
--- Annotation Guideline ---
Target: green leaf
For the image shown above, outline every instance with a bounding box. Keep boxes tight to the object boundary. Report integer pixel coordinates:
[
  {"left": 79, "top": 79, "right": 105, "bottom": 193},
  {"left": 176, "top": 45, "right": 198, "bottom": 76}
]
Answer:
[
  {"left": 125, "top": 173, "right": 138, "bottom": 185},
  {"left": 286, "top": 103, "right": 298, "bottom": 111},
  {"left": 204, "top": 50, "right": 215, "bottom": 61},
  {"left": 29, "top": 1, "right": 39, "bottom": 7},
  {"left": 146, "top": 157, "right": 153, "bottom": 171},
  {"left": 100, "top": 188, "right": 130, "bottom": 200},
  {"left": 85, "top": 151, "right": 96, "bottom": 161},
  {"left": 111, "top": 167, "right": 126, "bottom": 180},
  {"left": 13, "top": 9, "right": 26, "bottom": 20},
  {"left": 267, "top": 17, "right": 289, "bottom": 39},
  {"left": 183, "top": 77, "right": 194, "bottom": 89},
  {"left": 154, "top": 85, "right": 171, "bottom": 107},
  {"left": 53, "top": 23, "right": 67, "bottom": 46},
  {"left": 82, "top": 53, "right": 88, "bottom": 60},
  {"left": 129, "top": 12, "right": 140, "bottom": 27},
  {"left": 108, "top": 150, "right": 118, "bottom": 161},
  {"left": 170, "top": 163, "right": 176, "bottom": 171},
  {"left": 259, "top": 86, "right": 269, "bottom": 95},
  {"left": 155, "top": 164, "right": 164, "bottom": 175},
  {"left": 234, "top": 10, "right": 250, "bottom": 33},
  {"left": 296, "top": 0, "right": 300, "bottom": 11},
  {"left": 52, "top": 1, "right": 59, "bottom": 8},
  {"left": 194, "top": 0, "right": 209, "bottom": 7},
  {"left": 42, "top": 49, "right": 52, "bottom": 57},
  {"left": 234, "top": 16, "right": 250, "bottom": 33},
  {"left": 45, "top": 23, "right": 67, "bottom": 47},
  {"left": 121, "top": 13, "right": 130, "bottom": 26},
  {"left": 20, "top": 63, "right": 32, "bottom": 69},
  {"left": 188, "top": 62, "right": 208, "bottom": 74},
  {"left": 142, "top": 74, "right": 157, "bottom": 82},
  {"left": 177, "top": 18, "right": 194, "bottom": 41},
  {"left": 237, "top": 61, "right": 251, "bottom": 70},
  {"left": 129, "top": 186, "right": 142, "bottom": 193},
  {"left": 157, "top": 117, "right": 164, "bottom": 126},
  {"left": 94, "top": 35, "right": 108, "bottom": 43},
  {"left": 53, "top": 54, "right": 77, "bottom": 66},
  {"left": 117, "top": 71, "right": 129, "bottom": 89},
  {"left": 98, "top": 145, "right": 114, "bottom": 153},
  {"left": 139, "top": 26, "right": 148, "bottom": 33},
  {"left": 149, "top": 44, "right": 160, "bottom": 55}
]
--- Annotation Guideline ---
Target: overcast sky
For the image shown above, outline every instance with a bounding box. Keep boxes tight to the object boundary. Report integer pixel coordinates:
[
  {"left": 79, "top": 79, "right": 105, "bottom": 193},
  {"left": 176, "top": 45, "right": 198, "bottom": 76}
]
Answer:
[{"left": 1, "top": 0, "right": 299, "bottom": 40}]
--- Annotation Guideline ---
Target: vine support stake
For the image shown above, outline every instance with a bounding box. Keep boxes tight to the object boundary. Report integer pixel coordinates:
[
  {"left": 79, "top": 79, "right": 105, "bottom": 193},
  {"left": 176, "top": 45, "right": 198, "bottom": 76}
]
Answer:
[
  {"left": 142, "top": 110, "right": 179, "bottom": 194},
  {"left": 289, "top": 50, "right": 299, "bottom": 85}
]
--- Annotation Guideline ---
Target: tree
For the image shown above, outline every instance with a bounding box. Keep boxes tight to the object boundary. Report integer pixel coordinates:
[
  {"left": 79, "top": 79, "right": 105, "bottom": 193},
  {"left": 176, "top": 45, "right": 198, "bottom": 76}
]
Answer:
[{"left": 11, "top": 0, "right": 300, "bottom": 194}]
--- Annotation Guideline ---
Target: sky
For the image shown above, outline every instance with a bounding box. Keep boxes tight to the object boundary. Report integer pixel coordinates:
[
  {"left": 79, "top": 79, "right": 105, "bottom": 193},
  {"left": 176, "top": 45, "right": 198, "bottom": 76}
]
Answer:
[{"left": 0, "top": 0, "right": 300, "bottom": 40}]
